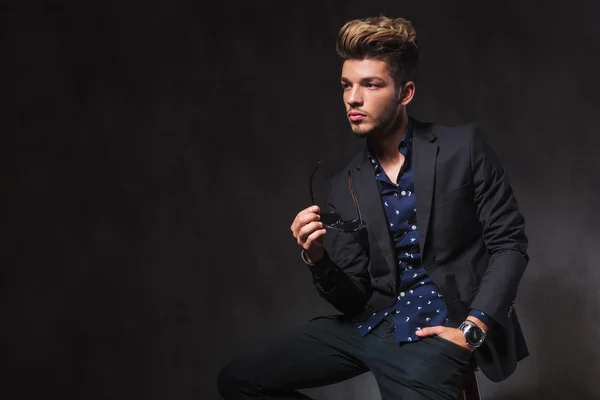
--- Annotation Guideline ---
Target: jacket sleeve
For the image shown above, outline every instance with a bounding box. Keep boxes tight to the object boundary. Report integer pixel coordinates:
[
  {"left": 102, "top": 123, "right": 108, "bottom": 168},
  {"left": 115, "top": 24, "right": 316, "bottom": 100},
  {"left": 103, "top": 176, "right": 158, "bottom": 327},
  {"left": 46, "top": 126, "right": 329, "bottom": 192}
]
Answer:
[
  {"left": 305, "top": 179, "right": 372, "bottom": 315},
  {"left": 468, "top": 124, "right": 529, "bottom": 328}
]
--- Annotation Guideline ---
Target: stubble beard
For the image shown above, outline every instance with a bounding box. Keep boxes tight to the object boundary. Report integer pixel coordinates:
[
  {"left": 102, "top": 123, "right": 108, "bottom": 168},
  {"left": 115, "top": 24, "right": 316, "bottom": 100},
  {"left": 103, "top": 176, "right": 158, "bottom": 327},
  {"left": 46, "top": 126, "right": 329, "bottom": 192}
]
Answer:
[{"left": 349, "top": 103, "right": 400, "bottom": 139}]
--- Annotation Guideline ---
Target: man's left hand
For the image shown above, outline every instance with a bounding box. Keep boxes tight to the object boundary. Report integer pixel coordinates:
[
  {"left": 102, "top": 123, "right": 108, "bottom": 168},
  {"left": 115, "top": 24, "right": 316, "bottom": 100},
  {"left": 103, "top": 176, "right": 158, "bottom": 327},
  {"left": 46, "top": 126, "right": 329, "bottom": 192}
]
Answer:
[{"left": 415, "top": 326, "right": 473, "bottom": 352}]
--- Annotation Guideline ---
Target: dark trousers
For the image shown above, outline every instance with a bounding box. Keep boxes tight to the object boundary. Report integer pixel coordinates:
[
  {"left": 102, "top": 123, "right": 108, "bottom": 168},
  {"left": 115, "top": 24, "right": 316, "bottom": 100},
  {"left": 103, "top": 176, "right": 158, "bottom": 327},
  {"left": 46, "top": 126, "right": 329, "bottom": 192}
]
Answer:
[{"left": 217, "top": 313, "right": 473, "bottom": 400}]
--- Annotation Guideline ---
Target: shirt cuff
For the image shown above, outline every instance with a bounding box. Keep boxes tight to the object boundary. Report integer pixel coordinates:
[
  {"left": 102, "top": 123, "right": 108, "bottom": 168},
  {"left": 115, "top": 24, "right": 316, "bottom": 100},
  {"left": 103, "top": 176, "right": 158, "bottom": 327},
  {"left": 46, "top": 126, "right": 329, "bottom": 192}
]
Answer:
[
  {"left": 301, "top": 250, "right": 331, "bottom": 276},
  {"left": 468, "top": 308, "right": 494, "bottom": 327}
]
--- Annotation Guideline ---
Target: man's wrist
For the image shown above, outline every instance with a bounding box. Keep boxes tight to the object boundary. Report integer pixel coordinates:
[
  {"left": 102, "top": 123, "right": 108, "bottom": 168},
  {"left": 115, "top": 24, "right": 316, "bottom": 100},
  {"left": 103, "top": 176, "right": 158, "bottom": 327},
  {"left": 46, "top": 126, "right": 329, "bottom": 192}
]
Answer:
[
  {"left": 301, "top": 249, "right": 324, "bottom": 265},
  {"left": 459, "top": 319, "right": 487, "bottom": 348},
  {"left": 465, "top": 316, "right": 488, "bottom": 333},
  {"left": 300, "top": 249, "right": 315, "bottom": 265}
]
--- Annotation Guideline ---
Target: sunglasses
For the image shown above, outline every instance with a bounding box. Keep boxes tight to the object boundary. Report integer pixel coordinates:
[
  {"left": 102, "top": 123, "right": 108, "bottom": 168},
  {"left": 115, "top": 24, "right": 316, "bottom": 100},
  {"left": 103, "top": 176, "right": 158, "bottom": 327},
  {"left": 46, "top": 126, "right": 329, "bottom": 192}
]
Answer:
[{"left": 309, "top": 162, "right": 366, "bottom": 232}]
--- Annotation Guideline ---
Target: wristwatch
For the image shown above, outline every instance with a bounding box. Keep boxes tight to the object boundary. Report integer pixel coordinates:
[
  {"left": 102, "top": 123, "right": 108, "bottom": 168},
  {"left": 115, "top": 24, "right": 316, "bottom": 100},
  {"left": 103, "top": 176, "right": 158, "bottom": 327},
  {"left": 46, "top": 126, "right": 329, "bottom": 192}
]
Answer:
[{"left": 458, "top": 320, "right": 486, "bottom": 348}]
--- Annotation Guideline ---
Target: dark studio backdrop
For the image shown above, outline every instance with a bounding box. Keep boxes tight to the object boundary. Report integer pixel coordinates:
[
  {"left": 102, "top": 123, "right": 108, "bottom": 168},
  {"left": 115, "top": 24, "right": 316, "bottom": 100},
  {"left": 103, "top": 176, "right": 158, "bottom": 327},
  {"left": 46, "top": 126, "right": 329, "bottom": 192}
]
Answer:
[{"left": 3, "top": 0, "right": 600, "bottom": 399}]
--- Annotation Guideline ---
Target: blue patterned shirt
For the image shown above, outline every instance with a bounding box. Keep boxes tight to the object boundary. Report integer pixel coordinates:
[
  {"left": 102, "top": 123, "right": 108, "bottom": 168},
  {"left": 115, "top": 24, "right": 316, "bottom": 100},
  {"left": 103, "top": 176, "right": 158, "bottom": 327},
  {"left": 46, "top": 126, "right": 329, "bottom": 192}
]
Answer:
[{"left": 356, "top": 123, "right": 490, "bottom": 342}]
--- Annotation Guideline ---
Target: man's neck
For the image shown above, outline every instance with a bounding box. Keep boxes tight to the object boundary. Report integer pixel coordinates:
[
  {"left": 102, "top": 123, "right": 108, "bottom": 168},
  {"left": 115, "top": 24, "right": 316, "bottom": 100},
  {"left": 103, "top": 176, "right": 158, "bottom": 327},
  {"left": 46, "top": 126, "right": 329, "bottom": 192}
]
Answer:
[{"left": 367, "top": 114, "right": 409, "bottom": 165}]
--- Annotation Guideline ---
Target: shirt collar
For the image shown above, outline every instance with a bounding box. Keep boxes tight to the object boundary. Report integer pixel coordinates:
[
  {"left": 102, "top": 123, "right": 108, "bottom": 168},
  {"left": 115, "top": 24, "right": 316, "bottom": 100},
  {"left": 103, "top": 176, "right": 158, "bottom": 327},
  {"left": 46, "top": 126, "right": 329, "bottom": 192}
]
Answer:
[
  {"left": 367, "top": 118, "right": 414, "bottom": 164},
  {"left": 402, "top": 117, "right": 414, "bottom": 152}
]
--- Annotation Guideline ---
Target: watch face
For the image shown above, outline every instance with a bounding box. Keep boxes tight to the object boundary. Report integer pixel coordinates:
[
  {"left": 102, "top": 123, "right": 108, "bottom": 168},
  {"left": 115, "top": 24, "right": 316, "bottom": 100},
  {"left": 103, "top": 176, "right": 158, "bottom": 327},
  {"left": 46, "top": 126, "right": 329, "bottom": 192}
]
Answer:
[{"left": 467, "top": 327, "right": 484, "bottom": 345}]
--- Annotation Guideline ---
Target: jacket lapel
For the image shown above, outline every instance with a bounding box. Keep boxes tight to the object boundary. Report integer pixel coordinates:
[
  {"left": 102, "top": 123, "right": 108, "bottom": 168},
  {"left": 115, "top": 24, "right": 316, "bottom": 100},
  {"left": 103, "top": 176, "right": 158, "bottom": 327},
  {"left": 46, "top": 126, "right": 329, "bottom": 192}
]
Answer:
[
  {"left": 412, "top": 121, "right": 438, "bottom": 258},
  {"left": 352, "top": 149, "right": 398, "bottom": 283}
]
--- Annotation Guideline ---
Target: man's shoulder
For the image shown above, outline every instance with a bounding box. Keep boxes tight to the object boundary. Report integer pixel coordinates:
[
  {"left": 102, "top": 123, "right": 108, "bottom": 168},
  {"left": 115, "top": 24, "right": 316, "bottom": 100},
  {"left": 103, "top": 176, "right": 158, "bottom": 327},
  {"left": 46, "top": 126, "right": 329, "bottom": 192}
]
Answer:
[
  {"left": 321, "top": 149, "right": 368, "bottom": 196},
  {"left": 329, "top": 151, "right": 365, "bottom": 181},
  {"left": 416, "top": 119, "right": 478, "bottom": 143}
]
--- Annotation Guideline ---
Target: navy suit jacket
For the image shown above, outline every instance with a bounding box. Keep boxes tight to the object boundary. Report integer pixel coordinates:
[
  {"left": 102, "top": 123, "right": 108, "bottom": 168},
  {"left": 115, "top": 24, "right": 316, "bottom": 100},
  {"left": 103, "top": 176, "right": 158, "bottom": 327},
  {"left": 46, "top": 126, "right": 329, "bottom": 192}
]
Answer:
[{"left": 309, "top": 118, "right": 529, "bottom": 382}]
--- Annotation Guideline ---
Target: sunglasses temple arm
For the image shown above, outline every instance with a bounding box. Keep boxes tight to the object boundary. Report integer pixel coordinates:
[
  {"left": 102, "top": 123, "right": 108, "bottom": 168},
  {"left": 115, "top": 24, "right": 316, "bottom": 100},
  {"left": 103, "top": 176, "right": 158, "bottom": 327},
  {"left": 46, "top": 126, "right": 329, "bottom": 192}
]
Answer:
[
  {"left": 309, "top": 162, "right": 322, "bottom": 205},
  {"left": 348, "top": 170, "right": 365, "bottom": 227}
]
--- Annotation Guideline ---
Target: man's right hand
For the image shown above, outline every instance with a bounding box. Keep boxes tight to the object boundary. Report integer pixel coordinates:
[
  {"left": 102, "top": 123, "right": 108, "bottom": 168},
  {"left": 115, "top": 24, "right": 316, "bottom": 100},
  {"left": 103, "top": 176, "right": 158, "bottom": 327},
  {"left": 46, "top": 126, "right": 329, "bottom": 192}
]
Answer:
[{"left": 290, "top": 205, "right": 327, "bottom": 263}]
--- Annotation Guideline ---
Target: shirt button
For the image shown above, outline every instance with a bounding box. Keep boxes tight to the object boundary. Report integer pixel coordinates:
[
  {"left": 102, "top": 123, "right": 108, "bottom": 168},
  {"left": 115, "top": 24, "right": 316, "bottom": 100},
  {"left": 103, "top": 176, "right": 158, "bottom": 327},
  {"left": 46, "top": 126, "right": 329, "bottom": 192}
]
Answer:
[
  {"left": 401, "top": 191, "right": 406, "bottom": 195},
  {"left": 411, "top": 225, "right": 417, "bottom": 230},
  {"left": 400, "top": 292, "right": 406, "bottom": 297}
]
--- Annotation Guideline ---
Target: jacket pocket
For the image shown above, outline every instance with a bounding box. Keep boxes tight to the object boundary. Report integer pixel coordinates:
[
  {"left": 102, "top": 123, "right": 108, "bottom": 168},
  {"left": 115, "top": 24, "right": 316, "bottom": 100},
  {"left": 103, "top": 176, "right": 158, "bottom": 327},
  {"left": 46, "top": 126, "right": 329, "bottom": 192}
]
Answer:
[{"left": 435, "top": 182, "right": 473, "bottom": 207}]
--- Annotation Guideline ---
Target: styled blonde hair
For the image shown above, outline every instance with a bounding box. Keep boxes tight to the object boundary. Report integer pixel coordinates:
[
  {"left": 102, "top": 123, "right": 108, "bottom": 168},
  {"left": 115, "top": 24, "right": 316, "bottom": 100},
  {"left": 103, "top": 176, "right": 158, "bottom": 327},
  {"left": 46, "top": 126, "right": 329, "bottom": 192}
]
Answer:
[{"left": 336, "top": 16, "right": 420, "bottom": 87}]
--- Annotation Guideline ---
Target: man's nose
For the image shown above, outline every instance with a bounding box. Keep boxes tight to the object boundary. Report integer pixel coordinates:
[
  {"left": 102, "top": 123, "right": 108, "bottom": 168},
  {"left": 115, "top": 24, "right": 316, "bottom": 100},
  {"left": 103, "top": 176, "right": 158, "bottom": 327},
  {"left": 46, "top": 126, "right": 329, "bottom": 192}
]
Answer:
[{"left": 347, "top": 87, "right": 363, "bottom": 106}]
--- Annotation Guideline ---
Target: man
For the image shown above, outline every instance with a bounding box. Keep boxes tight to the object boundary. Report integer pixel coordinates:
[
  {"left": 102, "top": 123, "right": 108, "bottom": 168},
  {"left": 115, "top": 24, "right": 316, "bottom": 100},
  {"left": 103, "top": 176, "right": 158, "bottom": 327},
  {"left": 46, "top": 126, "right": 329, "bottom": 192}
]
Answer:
[{"left": 218, "top": 15, "right": 528, "bottom": 400}]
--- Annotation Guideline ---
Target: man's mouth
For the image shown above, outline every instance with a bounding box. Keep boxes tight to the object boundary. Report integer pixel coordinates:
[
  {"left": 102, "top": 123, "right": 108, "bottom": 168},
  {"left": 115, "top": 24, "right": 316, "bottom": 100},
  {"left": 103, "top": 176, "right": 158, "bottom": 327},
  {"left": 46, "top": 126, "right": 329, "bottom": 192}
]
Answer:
[{"left": 348, "top": 112, "right": 366, "bottom": 122}]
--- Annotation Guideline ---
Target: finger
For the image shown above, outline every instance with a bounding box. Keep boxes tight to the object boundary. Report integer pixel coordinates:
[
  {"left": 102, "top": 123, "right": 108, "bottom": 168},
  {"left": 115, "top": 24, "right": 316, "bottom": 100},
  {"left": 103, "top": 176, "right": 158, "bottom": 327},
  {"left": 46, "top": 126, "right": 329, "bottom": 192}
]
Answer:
[
  {"left": 415, "top": 326, "right": 445, "bottom": 337},
  {"left": 299, "top": 205, "right": 320, "bottom": 220},
  {"left": 291, "top": 206, "right": 321, "bottom": 235},
  {"left": 297, "top": 221, "right": 324, "bottom": 245},
  {"left": 298, "top": 211, "right": 321, "bottom": 228},
  {"left": 303, "top": 228, "right": 327, "bottom": 250}
]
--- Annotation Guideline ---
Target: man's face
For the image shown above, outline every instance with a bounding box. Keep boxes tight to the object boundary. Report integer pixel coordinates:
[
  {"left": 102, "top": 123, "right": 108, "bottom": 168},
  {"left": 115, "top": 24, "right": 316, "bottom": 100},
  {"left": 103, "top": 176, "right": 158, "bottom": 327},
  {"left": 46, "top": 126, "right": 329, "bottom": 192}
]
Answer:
[{"left": 341, "top": 59, "right": 402, "bottom": 137}]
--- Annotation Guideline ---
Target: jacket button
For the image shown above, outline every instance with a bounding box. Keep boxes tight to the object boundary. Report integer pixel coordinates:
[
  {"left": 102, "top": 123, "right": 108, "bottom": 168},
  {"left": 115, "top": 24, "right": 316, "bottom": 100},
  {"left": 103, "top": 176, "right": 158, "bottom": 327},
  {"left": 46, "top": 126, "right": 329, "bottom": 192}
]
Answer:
[
  {"left": 365, "top": 305, "right": 373, "bottom": 313},
  {"left": 387, "top": 283, "right": 394, "bottom": 293}
]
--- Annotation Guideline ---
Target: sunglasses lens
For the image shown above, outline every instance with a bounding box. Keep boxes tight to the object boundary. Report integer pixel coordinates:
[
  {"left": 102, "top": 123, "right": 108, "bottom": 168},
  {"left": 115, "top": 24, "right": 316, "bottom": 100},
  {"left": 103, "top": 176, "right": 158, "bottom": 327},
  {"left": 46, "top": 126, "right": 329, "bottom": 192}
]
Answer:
[
  {"left": 340, "top": 219, "right": 362, "bottom": 232},
  {"left": 320, "top": 212, "right": 342, "bottom": 227}
]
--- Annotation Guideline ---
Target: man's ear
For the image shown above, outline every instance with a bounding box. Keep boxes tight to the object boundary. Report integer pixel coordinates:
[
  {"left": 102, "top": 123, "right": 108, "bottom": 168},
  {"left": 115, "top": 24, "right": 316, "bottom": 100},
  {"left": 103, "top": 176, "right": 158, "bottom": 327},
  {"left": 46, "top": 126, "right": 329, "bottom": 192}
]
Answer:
[{"left": 399, "top": 81, "right": 416, "bottom": 106}]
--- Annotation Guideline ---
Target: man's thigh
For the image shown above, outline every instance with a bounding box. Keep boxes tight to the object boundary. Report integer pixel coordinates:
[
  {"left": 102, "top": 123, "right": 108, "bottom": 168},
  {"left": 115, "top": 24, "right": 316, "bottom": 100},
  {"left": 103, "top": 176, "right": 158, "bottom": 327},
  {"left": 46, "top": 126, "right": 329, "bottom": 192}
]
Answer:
[
  {"left": 368, "top": 325, "right": 472, "bottom": 400},
  {"left": 218, "top": 315, "right": 369, "bottom": 394}
]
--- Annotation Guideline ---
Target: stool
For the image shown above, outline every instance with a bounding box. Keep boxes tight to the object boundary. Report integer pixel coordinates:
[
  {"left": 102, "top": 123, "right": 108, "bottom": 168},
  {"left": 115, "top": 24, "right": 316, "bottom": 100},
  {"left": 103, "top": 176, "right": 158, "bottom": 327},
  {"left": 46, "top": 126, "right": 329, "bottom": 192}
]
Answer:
[{"left": 459, "top": 369, "right": 481, "bottom": 400}]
